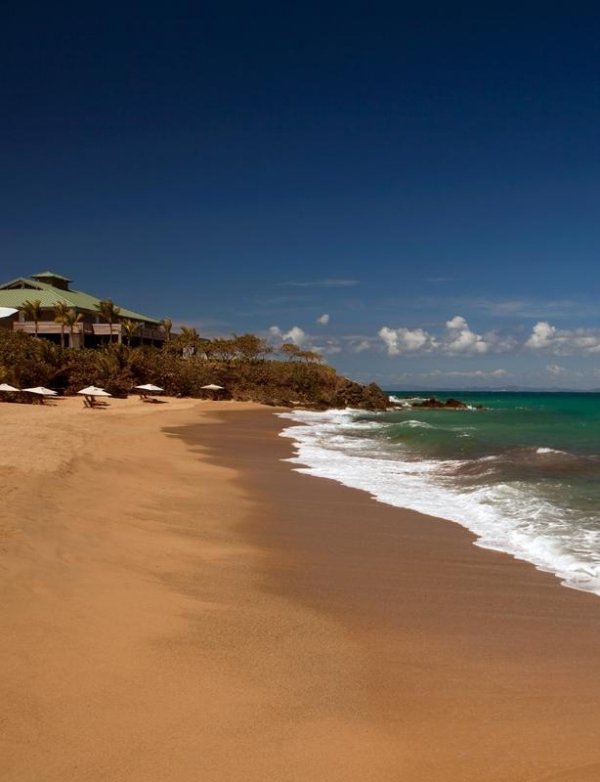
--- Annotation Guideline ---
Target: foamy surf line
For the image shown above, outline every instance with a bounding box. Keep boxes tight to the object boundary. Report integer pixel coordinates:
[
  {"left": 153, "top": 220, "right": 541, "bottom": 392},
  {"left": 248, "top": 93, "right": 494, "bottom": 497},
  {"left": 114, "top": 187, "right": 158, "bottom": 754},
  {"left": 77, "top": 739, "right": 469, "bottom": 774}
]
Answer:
[{"left": 278, "top": 409, "right": 600, "bottom": 598}]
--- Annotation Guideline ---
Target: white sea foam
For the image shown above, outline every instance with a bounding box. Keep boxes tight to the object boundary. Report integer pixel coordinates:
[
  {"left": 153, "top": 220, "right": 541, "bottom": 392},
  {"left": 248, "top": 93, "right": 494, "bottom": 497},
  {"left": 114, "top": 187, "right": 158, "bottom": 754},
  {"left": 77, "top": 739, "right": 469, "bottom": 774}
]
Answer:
[
  {"left": 388, "top": 395, "right": 433, "bottom": 408},
  {"left": 278, "top": 410, "right": 600, "bottom": 597},
  {"left": 398, "top": 420, "right": 435, "bottom": 429}
]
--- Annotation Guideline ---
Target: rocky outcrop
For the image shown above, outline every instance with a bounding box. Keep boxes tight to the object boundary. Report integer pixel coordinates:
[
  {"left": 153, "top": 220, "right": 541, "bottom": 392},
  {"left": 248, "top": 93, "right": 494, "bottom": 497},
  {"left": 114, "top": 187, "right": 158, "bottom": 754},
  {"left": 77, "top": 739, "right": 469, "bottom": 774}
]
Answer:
[
  {"left": 326, "top": 380, "right": 389, "bottom": 411},
  {"left": 411, "top": 397, "right": 469, "bottom": 409}
]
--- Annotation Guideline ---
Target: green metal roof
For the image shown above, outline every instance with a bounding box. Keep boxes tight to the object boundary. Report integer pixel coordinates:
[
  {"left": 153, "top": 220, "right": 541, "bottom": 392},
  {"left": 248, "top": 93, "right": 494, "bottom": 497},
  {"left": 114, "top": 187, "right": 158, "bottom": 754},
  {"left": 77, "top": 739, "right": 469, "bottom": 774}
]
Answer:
[
  {"left": 31, "top": 271, "right": 73, "bottom": 282},
  {"left": 0, "top": 276, "right": 160, "bottom": 324}
]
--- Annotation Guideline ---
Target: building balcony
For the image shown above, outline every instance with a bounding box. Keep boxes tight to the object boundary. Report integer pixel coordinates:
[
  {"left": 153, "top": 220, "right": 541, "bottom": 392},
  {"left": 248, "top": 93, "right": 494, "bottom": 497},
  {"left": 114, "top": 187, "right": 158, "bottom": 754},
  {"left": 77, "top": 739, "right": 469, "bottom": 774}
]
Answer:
[
  {"left": 13, "top": 321, "right": 165, "bottom": 343},
  {"left": 13, "top": 321, "right": 88, "bottom": 335}
]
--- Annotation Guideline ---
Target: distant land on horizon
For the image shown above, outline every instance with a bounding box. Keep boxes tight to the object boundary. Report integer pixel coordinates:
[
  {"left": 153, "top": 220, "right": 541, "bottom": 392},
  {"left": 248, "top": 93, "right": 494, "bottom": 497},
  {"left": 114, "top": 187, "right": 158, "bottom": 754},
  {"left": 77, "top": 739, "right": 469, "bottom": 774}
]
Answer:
[{"left": 385, "top": 387, "right": 600, "bottom": 394}]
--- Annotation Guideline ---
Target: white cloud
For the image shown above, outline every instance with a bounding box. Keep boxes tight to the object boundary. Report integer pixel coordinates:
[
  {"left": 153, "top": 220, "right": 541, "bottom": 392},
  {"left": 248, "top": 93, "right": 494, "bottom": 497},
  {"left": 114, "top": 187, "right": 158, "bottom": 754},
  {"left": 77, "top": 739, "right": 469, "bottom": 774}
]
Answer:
[
  {"left": 378, "top": 326, "right": 434, "bottom": 355},
  {"left": 526, "top": 321, "right": 556, "bottom": 349},
  {"left": 269, "top": 324, "right": 342, "bottom": 357},
  {"left": 526, "top": 322, "right": 600, "bottom": 354},
  {"left": 316, "top": 313, "right": 330, "bottom": 325},
  {"left": 379, "top": 316, "right": 489, "bottom": 357},
  {"left": 284, "top": 326, "right": 307, "bottom": 346},
  {"left": 443, "top": 315, "right": 489, "bottom": 354},
  {"left": 546, "top": 364, "right": 566, "bottom": 376},
  {"left": 379, "top": 318, "right": 600, "bottom": 358},
  {"left": 375, "top": 313, "right": 600, "bottom": 360},
  {"left": 379, "top": 316, "right": 495, "bottom": 357},
  {"left": 269, "top": 325, "right": 307, "bottom": 345}
]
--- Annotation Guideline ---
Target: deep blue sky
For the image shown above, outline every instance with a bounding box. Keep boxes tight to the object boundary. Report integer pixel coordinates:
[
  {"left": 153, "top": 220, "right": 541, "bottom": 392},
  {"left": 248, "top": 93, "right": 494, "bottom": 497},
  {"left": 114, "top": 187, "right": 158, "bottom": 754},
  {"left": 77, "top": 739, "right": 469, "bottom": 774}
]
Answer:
[{"left": 3, "top": 2, "right": 600, "bottom": 388}]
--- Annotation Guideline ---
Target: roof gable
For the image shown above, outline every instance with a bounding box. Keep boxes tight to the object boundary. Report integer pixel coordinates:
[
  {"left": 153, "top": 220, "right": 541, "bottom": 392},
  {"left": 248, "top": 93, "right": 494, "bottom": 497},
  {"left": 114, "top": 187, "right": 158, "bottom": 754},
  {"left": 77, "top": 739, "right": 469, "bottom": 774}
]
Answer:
[
  {"left": 32, "top": 271, "right": 72, "bottom": 282},
  {"left": 0, "top": 276, "right": 47, "bottom": 291}
]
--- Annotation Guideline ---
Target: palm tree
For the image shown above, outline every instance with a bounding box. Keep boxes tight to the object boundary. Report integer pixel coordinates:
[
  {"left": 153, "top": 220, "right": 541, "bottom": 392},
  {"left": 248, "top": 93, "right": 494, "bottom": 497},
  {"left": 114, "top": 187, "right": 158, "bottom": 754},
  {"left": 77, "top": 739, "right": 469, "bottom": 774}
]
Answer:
[
  {"left": 64, "top": 309, "right": 83, "bottom": 348},
  {"left": 20, "top": 299, "right": 43, "bottom": 337},
  {"left": 160, "top": 318, "right": 173, "bottom": 342},
  {"left": 94, "top": 299, "right": 121, "bottom": 343},
  {"left": 179, "top": 326, "right": 200, "bottom": 357},
  {"left": 121, "top": 319, "right": 140, "bottom": 347},
  {"left": 180, "top": 325, "right": 199, "bottom": 341},
  {"left": 54, "top": 301, "right": 71, "bottom": 348}
]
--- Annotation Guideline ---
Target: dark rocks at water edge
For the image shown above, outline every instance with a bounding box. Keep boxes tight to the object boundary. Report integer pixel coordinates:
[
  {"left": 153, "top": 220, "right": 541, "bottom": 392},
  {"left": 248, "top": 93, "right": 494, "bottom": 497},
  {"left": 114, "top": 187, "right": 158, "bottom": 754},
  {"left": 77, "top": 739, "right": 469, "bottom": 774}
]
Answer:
[
  {"left": 398, "top": 397, "right": 485, "bottom": 410},
  {"left": 414, "top": 397, "right": 469, "bottom": 409},
  {"left": 328, "top": 380, "right": 389, "bottom": 410}
]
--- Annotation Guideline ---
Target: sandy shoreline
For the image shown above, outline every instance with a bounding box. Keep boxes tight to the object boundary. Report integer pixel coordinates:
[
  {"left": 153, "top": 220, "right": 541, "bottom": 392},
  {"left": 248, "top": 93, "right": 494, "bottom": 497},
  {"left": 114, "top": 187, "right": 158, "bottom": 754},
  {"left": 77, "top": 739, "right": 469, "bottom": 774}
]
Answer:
[{"left": 2, "top": 398, "right": 600, "bottom": 781}]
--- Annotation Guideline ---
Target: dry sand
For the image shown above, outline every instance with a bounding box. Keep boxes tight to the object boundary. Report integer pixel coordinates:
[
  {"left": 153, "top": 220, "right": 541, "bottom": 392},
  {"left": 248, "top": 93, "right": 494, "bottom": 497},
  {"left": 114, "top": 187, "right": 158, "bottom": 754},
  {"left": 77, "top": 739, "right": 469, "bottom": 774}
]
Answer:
[{"left": 2, "top": 397, "right": 600, "bottom": 781}]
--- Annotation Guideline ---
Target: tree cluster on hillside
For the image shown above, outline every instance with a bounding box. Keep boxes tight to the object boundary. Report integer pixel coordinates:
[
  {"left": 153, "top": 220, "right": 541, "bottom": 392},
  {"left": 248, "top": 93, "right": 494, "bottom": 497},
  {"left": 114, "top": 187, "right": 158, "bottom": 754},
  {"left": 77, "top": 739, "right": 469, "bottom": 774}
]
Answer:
[{"left": 0, "top": 329, "right": 388, "bottom": 410}]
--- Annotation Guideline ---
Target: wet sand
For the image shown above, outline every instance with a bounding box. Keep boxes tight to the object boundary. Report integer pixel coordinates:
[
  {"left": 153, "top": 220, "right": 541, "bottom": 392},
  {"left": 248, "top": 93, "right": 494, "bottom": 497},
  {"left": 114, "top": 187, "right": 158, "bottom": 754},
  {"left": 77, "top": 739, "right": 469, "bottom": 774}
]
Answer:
[{"left": 2, "top": 399, "right": 600, "bottom": 781}]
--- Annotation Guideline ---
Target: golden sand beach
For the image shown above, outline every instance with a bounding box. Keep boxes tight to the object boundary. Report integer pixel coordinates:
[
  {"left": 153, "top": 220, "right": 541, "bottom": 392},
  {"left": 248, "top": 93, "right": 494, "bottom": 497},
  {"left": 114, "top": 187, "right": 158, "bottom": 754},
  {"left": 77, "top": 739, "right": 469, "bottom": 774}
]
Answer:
[{"left": 2, "top": 397, "right": 600, "bottom": 781}]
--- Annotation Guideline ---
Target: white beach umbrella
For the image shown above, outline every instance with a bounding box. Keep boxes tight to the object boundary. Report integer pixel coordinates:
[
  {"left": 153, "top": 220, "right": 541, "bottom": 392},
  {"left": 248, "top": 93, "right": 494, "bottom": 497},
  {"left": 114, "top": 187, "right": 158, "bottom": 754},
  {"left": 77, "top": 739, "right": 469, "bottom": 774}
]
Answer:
[
  {"left": 77, "top": 386, "right": 112, "bottom": 397},
  {"left": 23, "top": 387, "right": 57, "bottom": 396},
  {"left": 0, "top": 383, "right": 20, "bottom": 392},
  {"left": 201, "top": 384, "right": 224, "bottom": 390},
  {"left": 135, "top": 383, "right": 164, "bottom": 392},
  {"left": 0, "top": 307, "right": 17, "bottom": 319}
]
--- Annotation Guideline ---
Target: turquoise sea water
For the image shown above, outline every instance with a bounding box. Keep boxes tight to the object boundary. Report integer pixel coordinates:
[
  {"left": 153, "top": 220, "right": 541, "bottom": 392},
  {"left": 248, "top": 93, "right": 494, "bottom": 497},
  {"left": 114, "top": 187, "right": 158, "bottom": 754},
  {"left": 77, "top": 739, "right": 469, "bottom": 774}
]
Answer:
[{"left": 279, "top": 392, "right": 600, "bottom": 596}]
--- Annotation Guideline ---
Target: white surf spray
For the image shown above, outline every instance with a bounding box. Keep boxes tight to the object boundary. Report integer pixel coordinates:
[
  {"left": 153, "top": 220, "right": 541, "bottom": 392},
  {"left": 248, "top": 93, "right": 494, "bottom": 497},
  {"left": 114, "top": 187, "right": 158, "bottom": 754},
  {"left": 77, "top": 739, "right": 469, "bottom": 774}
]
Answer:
[{"left": 278, "top": 409, "right": 600, "bottom": 597}]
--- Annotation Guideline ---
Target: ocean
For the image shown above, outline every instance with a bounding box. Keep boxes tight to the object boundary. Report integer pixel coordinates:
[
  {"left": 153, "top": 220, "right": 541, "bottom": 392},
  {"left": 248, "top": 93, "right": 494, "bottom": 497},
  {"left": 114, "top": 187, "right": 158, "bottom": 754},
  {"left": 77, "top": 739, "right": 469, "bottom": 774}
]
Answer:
[{"left": 278, "top": 392, "right": 600, "bottom": 596}]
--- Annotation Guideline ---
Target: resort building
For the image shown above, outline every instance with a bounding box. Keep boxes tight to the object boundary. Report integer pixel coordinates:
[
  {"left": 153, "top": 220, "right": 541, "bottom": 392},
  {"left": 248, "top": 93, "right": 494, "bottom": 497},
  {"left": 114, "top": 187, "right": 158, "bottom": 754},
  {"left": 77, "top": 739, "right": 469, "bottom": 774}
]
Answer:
[{"left": 0, "top": 271, "right": 165, "bottom": 348}]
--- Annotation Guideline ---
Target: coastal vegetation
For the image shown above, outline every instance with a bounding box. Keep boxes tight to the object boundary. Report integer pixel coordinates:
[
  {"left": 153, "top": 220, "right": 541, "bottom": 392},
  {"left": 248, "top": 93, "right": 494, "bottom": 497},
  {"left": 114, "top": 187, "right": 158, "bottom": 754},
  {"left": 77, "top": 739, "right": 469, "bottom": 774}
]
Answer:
[{"left": 0, "top": 328, "right": 388, "bottom": 410}]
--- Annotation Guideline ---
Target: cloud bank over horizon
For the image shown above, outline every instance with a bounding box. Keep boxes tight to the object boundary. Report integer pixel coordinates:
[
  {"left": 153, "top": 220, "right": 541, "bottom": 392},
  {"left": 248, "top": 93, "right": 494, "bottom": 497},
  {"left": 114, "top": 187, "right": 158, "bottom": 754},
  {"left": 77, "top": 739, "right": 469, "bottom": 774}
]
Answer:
[
  {"left": 267, "top": 315, "right": 600, "bottom": 357},
  {"left": 377, "top": 317, "right": 600, "bottom": 358},
  {"left": 262, "top": 312, "right": 600, "bottom": 389}
]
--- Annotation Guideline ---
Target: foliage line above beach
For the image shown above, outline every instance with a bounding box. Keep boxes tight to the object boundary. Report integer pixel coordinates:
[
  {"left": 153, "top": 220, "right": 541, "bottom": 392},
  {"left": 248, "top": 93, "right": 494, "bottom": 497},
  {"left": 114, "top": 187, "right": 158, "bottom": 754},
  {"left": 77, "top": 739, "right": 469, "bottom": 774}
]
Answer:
[{"left": 0, "top": 330, "right": 387, "bottom": 410}]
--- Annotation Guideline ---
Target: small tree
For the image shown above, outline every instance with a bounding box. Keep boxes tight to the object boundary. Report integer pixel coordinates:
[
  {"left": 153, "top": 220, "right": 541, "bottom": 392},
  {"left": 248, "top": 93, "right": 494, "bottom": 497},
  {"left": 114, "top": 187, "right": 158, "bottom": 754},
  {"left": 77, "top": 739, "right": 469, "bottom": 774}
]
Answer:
[
  {"left": 160, "top": 318, "right": 173, "bottom": 341},
  {"left": 210, "top": 338, "right": 237, "bottom": 363},
  {"left": 94, "top": 299, "right": 121, "bottom": 342},
  {"left": 232, "top": 334, "right": 272, "bottom": 362},
  {"left": 280, "top": 342, "right": 302, "bottom": 360},
  {"left": 64, "top": 309, "right": 83, "bottom": 348},
  {"left": 176, "top": 326, "right": 201, "bottom": 357},
  {"left": 54, "top": 301, "right": 71, "bottom": 348},
  {"left": 180, "top": 325, "right": 199, "bottom": 341},
  {"left": 121, "top": 319, "right": 140, "bottom": 347},
  {"left": 20, "top": 299, "right": 43, "bottom": 337},
  {"left": 298, "top": 348, "right": 322, "bottom": 363}
]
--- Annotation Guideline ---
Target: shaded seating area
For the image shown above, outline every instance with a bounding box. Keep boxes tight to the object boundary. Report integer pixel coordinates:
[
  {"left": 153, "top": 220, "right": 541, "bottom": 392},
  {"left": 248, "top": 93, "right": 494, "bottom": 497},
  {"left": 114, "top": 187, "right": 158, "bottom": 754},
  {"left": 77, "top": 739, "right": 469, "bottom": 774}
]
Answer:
[
  {"left": 0, "top": 382, "right": 20, "bottom": 401},
  {"left": 201, "top": 383, "right": 225, "bottom": 399},
  {"left": 77, "top": 386, "right": 111, "bottom": 408},
  {"left": 134, "top": 383, "right": 165, "bottom": 402},
  {"left": 23, "top": 386, "right": 58, "bottom": 405},
  {"left": 0, "top": 384, "right": 60, "bottom": 405}
]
